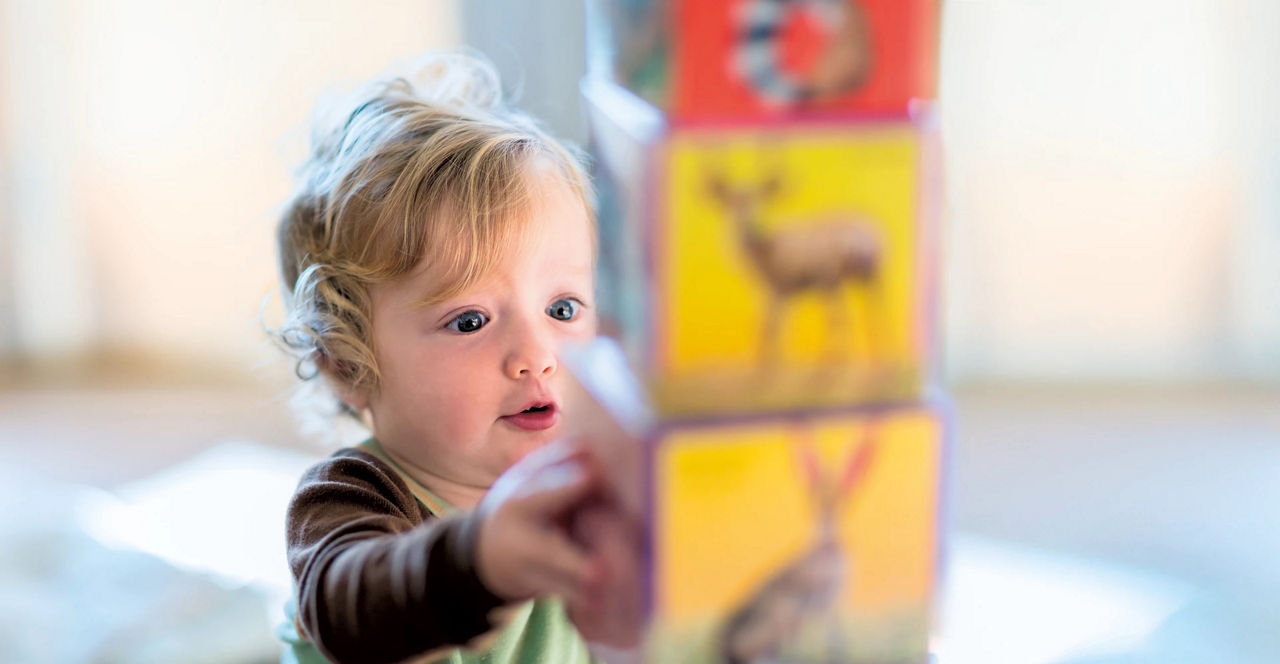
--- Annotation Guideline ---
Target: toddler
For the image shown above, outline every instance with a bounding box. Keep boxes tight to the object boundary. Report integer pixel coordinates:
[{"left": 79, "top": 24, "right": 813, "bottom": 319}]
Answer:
[{"left": 272, "top": 53, "right": 630, "bottom": 664}]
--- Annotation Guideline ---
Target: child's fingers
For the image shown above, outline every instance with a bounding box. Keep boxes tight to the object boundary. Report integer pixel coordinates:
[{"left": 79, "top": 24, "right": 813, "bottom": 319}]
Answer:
[
  {"left": 485, "top": 443, "right": 593, "bottom": 528},
  {"left": 517, "top": 437, "right": 585, "bottom": 472},
  {"left": 517, "top": 458, "right": 599, "bottom": 516},
  {"left": 530, "top": 531, "right": 598, "bottom": 598}
]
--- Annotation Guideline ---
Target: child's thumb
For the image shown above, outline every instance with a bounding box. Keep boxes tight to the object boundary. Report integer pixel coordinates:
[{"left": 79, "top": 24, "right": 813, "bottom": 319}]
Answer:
[{"left": 522, "top": 459, "right": 596, "bottom": 515}]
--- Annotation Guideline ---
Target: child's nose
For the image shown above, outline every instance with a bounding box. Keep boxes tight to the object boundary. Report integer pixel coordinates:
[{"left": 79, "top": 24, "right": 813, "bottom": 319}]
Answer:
[{"left": 503, "top": 321, "right": 558, "bottom": 380}]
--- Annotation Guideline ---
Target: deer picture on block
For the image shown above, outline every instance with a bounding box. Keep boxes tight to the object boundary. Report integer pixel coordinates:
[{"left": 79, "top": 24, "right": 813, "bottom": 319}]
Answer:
[{"left": 706, "top": 169, "right": 886, "bottom": 369}]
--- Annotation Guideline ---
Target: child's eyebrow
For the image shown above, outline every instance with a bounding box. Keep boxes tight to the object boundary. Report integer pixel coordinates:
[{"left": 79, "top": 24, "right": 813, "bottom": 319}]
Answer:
[
  {"left": 407, "top": 291, "right": 457, "bottom": 312},
  {"left": 406, "top": 279, "right": 496, "bottom": 312},
  {"left": 403, "top": 264, "right": 593, "bottom": 311}
]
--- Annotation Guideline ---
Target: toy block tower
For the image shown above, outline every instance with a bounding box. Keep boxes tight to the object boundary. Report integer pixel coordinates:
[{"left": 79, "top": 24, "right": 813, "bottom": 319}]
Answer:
[{"left": 578, "top": 1, "right": 947, "bottom": 661}]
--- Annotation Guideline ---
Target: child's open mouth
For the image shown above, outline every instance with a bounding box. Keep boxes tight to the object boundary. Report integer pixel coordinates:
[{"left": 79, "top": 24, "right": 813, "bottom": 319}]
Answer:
[{"left": 500, "top": 402, "right": 558, "bottom": 431}]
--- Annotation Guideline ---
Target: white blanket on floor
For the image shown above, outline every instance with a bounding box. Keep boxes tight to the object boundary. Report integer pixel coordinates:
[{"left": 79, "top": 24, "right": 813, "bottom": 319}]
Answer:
[{"left": 0, "top": 441, "right": 320, "bottom": 664}]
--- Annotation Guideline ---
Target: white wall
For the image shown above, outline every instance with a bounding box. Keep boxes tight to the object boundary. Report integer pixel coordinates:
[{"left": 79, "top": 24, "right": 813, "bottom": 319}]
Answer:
[
  {"left": 4, "top": 0, "right": 1276, "bottom": 383},
  {"left": 940, "top": 0, "right": 1280, "bottom": 381},
  {"left": 1, "top": 0, "right": 460, "bottom": 373}
]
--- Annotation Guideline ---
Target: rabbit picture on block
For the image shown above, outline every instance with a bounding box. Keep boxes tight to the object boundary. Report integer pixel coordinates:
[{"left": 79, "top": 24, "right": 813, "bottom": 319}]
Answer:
[{"left": 646, "top": 408, "right": 944, "bottom": 663}]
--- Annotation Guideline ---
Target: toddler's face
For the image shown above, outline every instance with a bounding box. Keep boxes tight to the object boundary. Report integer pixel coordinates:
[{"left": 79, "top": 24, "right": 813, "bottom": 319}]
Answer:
[{"left": 360, "top": 171, "right": 597, "bottom": 497}]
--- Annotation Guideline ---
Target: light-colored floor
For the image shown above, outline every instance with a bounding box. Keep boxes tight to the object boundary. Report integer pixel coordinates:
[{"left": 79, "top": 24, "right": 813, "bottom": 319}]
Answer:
[
  {"left": 1, "top": 379, "right": 1276, "bottom": 661},
  {"left": 947, "top": 383, "right": 1280, "bottom": 662},
  {"left": 0, "top": 378, "right": 311, "bottom": 488}
]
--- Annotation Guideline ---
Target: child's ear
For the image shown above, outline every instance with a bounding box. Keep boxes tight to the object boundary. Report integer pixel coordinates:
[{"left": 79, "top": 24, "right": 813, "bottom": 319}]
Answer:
[
  {"left": 335, "top": 380, "right": 370, "bottom": 413},
  {"left": 315, "top": 351, "right": 370, "bottom": 412}
]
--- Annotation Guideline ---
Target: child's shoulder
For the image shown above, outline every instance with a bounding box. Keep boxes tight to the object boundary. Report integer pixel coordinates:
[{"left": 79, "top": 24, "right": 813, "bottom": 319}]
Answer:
[
  {"left": 290, "top": 445, "right": 427, "bottom": 524},
  {"left": 298, "top": 445, "right": 391, "bottom": 487}
]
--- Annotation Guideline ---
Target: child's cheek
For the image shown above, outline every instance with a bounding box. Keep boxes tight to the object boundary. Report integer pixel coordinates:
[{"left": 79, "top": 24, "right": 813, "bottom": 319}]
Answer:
[{"left": 577, "top": 311, "right": 600, "bottom": 338}]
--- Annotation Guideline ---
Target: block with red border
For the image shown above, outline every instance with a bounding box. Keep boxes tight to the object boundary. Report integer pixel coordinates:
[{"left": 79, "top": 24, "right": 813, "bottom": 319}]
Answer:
[{"left": 587, "top": 0, "right": 940, "bottom": 122}]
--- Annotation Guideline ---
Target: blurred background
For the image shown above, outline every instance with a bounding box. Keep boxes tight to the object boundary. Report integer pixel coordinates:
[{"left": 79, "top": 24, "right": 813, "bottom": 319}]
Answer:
[{"left": 0, "top": 1, "right": 1276, "bottom": 662}]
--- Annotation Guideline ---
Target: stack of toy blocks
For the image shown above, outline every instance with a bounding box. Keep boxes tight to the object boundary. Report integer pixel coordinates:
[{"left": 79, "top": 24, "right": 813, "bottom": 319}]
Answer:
[{"left": 580, "top": 1, "right": 946, "bottom": 661}]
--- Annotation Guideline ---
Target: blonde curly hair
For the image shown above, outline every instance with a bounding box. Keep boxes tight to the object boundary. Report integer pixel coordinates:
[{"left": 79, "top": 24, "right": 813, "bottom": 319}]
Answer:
[{"left": 273, "top": 52, "right": 594, "bottom": 425}]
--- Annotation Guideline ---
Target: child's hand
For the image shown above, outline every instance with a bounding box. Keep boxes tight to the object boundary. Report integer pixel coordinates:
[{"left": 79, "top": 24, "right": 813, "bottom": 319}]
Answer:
[{"left": 472, "top": 439, "right": 602, "bottom": 605}]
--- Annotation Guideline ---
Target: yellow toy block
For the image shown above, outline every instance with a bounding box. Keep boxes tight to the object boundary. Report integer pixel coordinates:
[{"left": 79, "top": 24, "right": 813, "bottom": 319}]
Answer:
[
  {"left": 646, "top": 405, "right": 945, "bottom": 663},
  {"left": 654, "top": 124, "right": 931, "bottom": 415},
  {"left": 584, "top": 78, "right": 940, "bottom": 416},
  {"left": 561, "top": 339, "right": 948, "bottom": 663}
]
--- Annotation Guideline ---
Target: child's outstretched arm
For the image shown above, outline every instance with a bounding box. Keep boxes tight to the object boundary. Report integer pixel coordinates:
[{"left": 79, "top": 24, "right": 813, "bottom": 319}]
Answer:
[{"left": 286, "top": 439, "right": 601, "bottom": 664}]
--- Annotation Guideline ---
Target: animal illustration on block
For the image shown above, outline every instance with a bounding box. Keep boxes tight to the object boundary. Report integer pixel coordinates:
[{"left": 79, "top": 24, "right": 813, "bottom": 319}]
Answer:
[
  {"left": 720, "top": 422, "right": 879, "bottom": 663},
  {"left": 732, "top": 0, "right": 873, "bottom": 107},
  {"left": 644, "top": 409, "right": 941, "bottom": 663},
  {"left": 705, "top": 169, "right": 886, "bottom": 368}
]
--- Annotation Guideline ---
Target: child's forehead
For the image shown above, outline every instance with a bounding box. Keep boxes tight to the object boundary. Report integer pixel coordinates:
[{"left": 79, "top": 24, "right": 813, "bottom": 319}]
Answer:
[{"left": 402, "top": 203, "right": 594, "bottom": 309}]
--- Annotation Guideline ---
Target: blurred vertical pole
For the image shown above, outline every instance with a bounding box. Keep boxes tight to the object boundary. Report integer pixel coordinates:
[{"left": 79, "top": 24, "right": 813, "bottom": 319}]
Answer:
[
  {"left": 1225, "top": 0, "right": 1280, "bottom": 380},
  {"left": 936, "top": 2, "right": 976, "bottom": 385},
  {"left": 1, "top": 0, "right": 94, "bottom": 365},
  {"left": 459, "top": 0, "right": 588, "bottom": 147},
  {"left": 0, "top": 1, "right": 12, "bottom": 357}
]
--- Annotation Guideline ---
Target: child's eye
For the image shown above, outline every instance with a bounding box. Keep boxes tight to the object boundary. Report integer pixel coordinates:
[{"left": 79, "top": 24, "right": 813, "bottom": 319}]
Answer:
[
  {"left": 546, "top": 298, "right": 580, "bottom": 321},
  {"left": 446, "top": 310, "right": 489, "bottom": 333}
]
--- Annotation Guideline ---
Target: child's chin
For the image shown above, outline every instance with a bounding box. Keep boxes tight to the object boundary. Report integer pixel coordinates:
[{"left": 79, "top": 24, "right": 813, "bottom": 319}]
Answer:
[{"left": 506, "top": 432, "right": 558, "bottom": 464}]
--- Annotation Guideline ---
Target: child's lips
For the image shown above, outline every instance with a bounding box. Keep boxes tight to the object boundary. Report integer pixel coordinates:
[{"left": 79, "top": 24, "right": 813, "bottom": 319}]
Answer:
[{"left": 500, "top": 404, "right": 559, "bottom": 431}]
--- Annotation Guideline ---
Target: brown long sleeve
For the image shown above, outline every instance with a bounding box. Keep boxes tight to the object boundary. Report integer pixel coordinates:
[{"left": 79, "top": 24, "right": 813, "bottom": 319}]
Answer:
[{"left": 286, "top": 448, "right": 509, "bottom": 664}]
